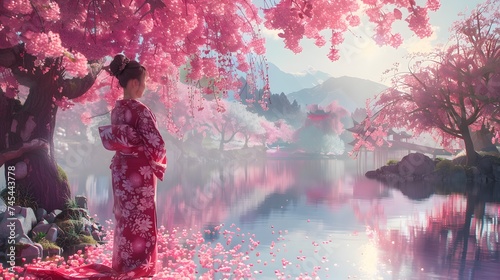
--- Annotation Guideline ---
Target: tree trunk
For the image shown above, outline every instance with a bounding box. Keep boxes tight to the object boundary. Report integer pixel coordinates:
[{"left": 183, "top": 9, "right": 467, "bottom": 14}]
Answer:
[
  {"left": 0, "top": 45, "right": 101, "bottom": 212},
  {"left": 219, "top": 135, "right": 225, "bottom": 151},
  {"left": 242, "top": 134, "right": 249, "bottom": 149},
  {"left": 461, "top": 123, "right": 478, "bottom": 166},
  {"left": 2, "top": 80, "right": 70, "bottom": 212}
]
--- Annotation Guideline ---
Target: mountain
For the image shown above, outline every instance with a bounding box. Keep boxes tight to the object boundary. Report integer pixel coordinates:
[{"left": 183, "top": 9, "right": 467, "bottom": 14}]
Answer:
[
  {"left": 286, "top": 76, "right": 387, "bottom": 112},
  {"left": 268, "top": 63, "right": 332, "bottom": 94}
]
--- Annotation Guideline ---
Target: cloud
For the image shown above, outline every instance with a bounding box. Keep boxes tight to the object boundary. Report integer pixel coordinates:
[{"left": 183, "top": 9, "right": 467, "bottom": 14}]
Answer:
[
  {"left": 403, "top": 25, "right": 440, "bottom": 53},
  {"left": 261, "top": 26, "right": 282, "bottom": 40}
]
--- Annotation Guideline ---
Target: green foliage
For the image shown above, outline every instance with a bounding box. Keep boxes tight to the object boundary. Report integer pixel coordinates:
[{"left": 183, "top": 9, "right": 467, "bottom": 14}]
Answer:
[
  {"left": 386, "top": 159, "right": 398, "bottom": 165},
  {"left": 37, "top": 239, "right": 61, "bottom": 251},
  {"left": 57, "top": 165, "right": 68, "bottom": 184},
  {"left": 32, "top": 232, "right": 47, "bottom": 243},
  {"left": 65, "top": 198, "right": 79, "bottom": 209},
  {"left": 435, "top": 159, "right": 454, "bottom": 172},
  {"left": 55, "top": 219, "right": 85, "bottom": 249},
  {"left": 78, "top": 235, "right": 98, "bottom": 245},
  {"left": 0, "top": 182, "right": 38, "bottom": 210},
  {"left": 436, "top": 159, "right": 465, "bottom": 173}
]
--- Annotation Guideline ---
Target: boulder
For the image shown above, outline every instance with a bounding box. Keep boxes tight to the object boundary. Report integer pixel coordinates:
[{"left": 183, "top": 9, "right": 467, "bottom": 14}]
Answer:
[
  {"left": 31, "top": 223, "right": 52, "bottom": 237},
  {"left": 35, "top": 208, "right": 47, "bottom": 223},
  {"left": 397, "top": 153, "right": 435, "bottom": 177},
  {"left": 75, "top": 195, "right": 88, "bottom": 209},
  {"left": 0, "top": 217, "right": 25, "bottom": 239},
  {"left": 45, "top": 226, "right": 59, "bottom": 243},
  {"left": 17, "top": 242, "right": 42, "bottom": 264}
]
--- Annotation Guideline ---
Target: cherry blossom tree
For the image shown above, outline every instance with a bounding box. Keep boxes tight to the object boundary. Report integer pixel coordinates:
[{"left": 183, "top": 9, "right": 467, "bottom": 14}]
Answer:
[
  {"left": 295, "top": 102, "right": 349, "bottom": 155},
  {"left": 351, "top": 1, "right": 500, "bottom": 165},
  {"left": 0, "top": 0, "right": 439, "bottom": 210},
  {"left": 202, "top": 101, "right": 265, "bottom": 150},
  {"left": 258, "top": 119, "right": 294, "bottom": 147}
]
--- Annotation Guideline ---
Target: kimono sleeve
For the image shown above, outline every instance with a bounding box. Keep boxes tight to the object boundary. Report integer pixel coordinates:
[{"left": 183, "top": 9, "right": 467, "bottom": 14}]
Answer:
[
  {"left": 98, "top": 124, "right": 141, "bottom": 151},
  {"left": 137, "top": 106, "right": 167, "bottom": 180}
]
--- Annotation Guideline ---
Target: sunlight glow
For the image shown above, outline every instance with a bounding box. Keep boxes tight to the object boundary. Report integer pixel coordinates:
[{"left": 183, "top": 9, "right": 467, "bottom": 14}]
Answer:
[{"left": 359, "top": 242, "right": 380, "bottom": 278}]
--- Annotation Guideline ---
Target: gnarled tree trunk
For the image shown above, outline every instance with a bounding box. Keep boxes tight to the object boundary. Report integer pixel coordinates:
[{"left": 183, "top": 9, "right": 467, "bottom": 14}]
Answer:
[
  {"left": 460, "top": 122, "right": 478, "bottom": 166},
  {"left": 0, "top": 44, "right": 101, "bottom": 212}
]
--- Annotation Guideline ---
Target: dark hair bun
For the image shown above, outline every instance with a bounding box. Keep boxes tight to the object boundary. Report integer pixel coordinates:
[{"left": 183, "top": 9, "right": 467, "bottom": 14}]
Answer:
[{"left": 109, "top": 54, "right": 130, "bottom": 77}]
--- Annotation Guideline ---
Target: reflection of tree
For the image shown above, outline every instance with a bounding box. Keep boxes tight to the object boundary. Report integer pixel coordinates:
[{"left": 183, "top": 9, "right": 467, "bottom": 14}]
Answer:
[
  {"left": 158, "top": 160, "right": 358, "bottom": 231},
  {"left": 374, "top": 187, "right": 500, "bottom": 279},
  {"left": 159, "top": 160, "right": 297, "bottom": 231},
  {"left": 240, "top": 191, "right": 299, "bottom": 222}
]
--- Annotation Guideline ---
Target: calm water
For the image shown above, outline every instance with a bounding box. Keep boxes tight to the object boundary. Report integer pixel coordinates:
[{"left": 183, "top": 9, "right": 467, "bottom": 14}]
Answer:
[{"left": 65, "top": 155, "right": 500, "bottom": 280}]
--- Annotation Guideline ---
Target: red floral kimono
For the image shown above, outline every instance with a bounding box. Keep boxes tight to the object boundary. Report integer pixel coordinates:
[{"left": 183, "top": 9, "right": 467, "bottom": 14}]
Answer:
[
  {"left": 25, "top": 99, "right": 166, "bottom": 279},
  {"left": 99, "top": 99, "right": 167, "bottom": 277}
]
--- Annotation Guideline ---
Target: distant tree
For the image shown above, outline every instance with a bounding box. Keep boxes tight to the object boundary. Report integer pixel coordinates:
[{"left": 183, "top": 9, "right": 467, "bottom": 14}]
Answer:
[
  {"left": 239, "top": 85, "right": 303, "bottom": 126},
  {"left": 351, "top": 1, "right": 500, "bottom": 165},
  {"left": 199, "top": 101, "right": 258, "bottom": 150},
  {"left": 258, "top": 119, "right": 294, "bottom": 147},
  {"left": 295, "top": 102, "right": 348, "bottom": 155}
]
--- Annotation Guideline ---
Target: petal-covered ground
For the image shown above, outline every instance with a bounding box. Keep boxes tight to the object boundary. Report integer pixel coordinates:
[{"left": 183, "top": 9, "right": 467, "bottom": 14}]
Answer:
[{"left": 5, "top": 221, "right": 344, "bottom": 279}]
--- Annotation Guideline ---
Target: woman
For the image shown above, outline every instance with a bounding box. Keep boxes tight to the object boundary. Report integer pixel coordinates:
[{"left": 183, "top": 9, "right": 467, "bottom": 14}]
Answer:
[
  {"left": 25, "top": 55, "right": 166, "bottom": 279},
  {"left": 25, "top": 56, "right": 166, "bottom": 279},
  {"left": 98, "top": 54, "right": 167, "bottom": 277}
]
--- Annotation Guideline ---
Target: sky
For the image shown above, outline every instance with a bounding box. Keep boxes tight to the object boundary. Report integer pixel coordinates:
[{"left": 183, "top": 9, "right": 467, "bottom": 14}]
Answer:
[{"left": 262, "top": 0, "right": 487, "bottom": 85}]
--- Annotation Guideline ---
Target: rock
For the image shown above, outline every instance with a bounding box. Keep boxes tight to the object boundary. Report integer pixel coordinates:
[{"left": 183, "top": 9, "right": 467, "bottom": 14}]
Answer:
[
  {"left": 45, "top": 226, "right": 58, "bottom": 243},
  {"left": 75, "top": 195, "right": 88, "bottom": 209},
  {"left": 365, "top": 170, "right": 378, "bottom": 179},
  {"left": 0, "top": 199, "right": 7, "bottom": 220},
  {"left": 0, "top": 217, "right": 24, "bottom": 239},
  {"left": 397, "top": 153, "right": 435, "bottom": 178},
  {"left": 43, "top": 247, "right": 62, "bottom": 258},
  {"left": 35, "top": 208, "right": 47, "bottom": 223},
  {"left": 31, "top": 223, "right": 52, "bottom": 237},
  {"left": 36, "top": 220, "right": 49, "bottom": 226},
  {"left": 92, "top": 230, "right": 103, "bottom": 243},
  {"left": 54, "top": 208, "right": 90, "bottom": 223},
  {"left": 380, "top": 164, "right": 398, "bottom": 174},
  {"left": 18, "top": 234, "right": 32, "bottom": 244},
  {"left": 18, "top": 242, "right": 42, "bottom": 263},
  {"left": 18, "top": 207, "right": 37, "bottom": 230},
  {"left": 44, "top": 212, "right": 58, "bottom": 223},
  {"left": 493, "top": 165, "right": 500, "bottom": 182},
  {"left": 12, "top": 206, "right": 22, "bottom": 215}
]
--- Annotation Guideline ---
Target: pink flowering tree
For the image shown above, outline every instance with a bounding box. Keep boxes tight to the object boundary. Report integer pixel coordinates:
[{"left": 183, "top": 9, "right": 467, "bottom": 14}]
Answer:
[
  {"left": 0, "top": 0, "right": 439, "bottom": 210},
  {"left": 295, "top": 102, "right": 349, "bottom": 154},
  {"left": 201, "top": 101, "right": 263, "bottom": 151},
  {"left": 258, "top": 119, "right": 294, "bottom": 147},
  {"left": 351, "top": 1, "right": 500, "bottom": 165}
]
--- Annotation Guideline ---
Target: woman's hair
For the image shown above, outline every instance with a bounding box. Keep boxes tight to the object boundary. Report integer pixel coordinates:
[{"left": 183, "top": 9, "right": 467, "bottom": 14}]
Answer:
[{"left": 109, "top": 54, "right": 146, "bottom": 88}]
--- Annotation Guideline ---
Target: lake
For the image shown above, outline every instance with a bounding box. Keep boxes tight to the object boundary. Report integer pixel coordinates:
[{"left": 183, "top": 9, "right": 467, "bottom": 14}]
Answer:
[{"left": 65, "top": 155, "right": 500, "bottom": 280}]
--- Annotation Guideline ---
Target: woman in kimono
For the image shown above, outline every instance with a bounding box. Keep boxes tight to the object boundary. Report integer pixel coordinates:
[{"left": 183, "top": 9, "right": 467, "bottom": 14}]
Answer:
[
  {"left": 98, "top": 54, "right": 167, "bottom": 277},
  {"left": 25, "top": 55, "right": 166, "bottom": 279}
]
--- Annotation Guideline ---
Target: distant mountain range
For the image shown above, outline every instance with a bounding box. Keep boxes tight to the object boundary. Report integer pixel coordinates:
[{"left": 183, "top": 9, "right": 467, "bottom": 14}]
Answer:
[
  {"left": 267, "top": 62, "right": 387, "bottom": 113},
  {"left": 286, "top": 76, "right": 387, "bottom": 112},
  {"left": 268, "top": 63, "right": 332, "bottom": 95}
]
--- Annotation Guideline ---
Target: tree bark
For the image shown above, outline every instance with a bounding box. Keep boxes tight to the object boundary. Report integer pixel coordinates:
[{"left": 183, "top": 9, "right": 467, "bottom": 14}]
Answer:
[
  {"left": 460, "top": 122, "right": 478, "bottom": 166},
  {"left": 0, "top": 44, "right": 101, "bottom": 212}
]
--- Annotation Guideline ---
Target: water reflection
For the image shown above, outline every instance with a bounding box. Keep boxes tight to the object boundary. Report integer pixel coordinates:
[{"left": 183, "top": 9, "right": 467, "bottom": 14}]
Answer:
[
  {"left": 375, "top": 186, "right": 500, "bottom": 280},
  {"left": 67, "top": 159, "right": 500, "bottom": 279}
]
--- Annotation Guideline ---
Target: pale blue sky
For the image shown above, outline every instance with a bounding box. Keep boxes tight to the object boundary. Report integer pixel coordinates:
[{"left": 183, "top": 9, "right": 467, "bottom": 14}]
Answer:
[{"left": 262, "top": 0, "right": 486, "bottom": 85}]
